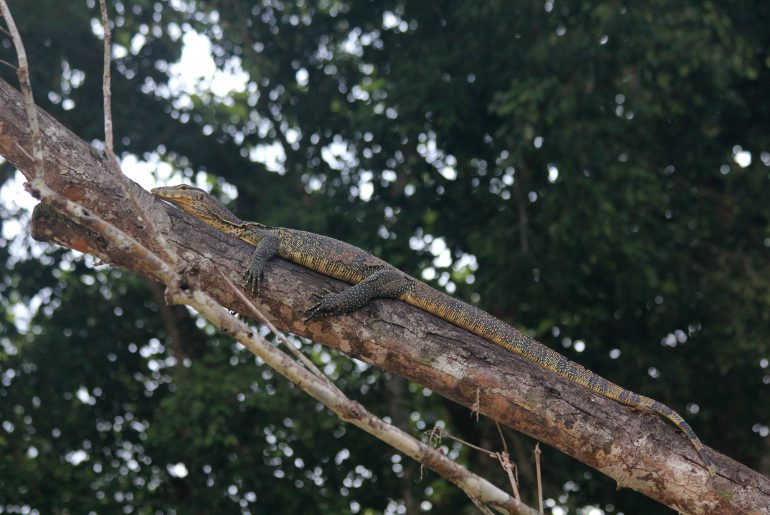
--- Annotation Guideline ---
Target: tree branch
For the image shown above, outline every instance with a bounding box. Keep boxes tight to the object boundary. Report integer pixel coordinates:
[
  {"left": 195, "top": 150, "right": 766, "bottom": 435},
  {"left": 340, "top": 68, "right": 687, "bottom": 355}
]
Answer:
[{"left": 1, "top": 78, "right": 769, "bottom": 513}]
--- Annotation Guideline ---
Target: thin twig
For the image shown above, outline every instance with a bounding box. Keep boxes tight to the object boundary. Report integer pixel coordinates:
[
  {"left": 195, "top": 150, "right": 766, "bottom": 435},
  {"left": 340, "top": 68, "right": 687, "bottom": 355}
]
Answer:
[
  {"left": 0, "top": 57, "right": 17, "bottom": 71},
  {"left": 0, "top": 22, "right": 12, "bottom": 37},
  {"left": 495, "top": 422, "right": 520, "bottom": 500},
  {"left": 471, "top": 387, "right": 481, "bottom": 421},
  {"left": 534, "top": 443, "right": 544, "bottom": 514},
  {"left": 425, "top": 426, "right": 442, "bottom": 449},
  {"left": 96, "top": 0, "right": 176, "bottom": 266},
  {"left": 496, "top": 452, "right": 520, "bottom": 501},
  {"left": 98, "top": 0, "right": 114, "bottom": 156},
  {"left": 14, "top": 141, "right": 32, "bottom": 160},
  {"left": 218, "top": 270, "right": 330, "bottom": 382},
  {"left": 495, "top": 421, "right": 509, "bottom": 455},
  {"left": 429, "top": 425, "right": 524, "bottom": 502},
  {"left": 0, "top": 0, "right": 44, "bottom": 181},
  {"left": 426, "top": 426, "right": 495, "bottom": 458}
]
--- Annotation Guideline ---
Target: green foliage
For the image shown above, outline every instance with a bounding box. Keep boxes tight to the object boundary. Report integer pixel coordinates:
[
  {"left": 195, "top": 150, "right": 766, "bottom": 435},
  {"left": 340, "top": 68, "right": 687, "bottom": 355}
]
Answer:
[{"left": 1, "top": 0, "right": 769, "bottom": 513}]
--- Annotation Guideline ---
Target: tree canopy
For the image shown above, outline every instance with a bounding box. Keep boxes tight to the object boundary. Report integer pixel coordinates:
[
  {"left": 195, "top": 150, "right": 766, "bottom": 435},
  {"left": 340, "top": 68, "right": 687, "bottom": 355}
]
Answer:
[{"left": 1, "top": 1, "right": 769, "bottom": 513}]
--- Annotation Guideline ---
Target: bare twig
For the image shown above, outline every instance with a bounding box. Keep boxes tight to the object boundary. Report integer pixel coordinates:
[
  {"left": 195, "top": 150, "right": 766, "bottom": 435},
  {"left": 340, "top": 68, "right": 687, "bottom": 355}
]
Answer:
[
  {"left": 534, "top": 443, "right": 543, "bottom": 514},
  {"left": 496, "top": 421, "right": 509, "bottom": 455},
  {"left": 0, "top": 0, "right": 44, "bottom": 181},
  {"left": 98, "top": 0, "right": 114, "bottom": 157},
  {"left": 426, "top": 426, "right": 495, "bottom": 457},
  {"left": 0, "top": 57, "right": 17, "bottom": 71},
  {"left": 218, "top": 270, "right": 329, "bottom": 382},
  {"left": 428, "top": 425, "right": 524, "bottom": 502},
  {"left": 14, "top": 141, "right": 32, "bottom": 160},
  {"left": 496, "top": 421, "right": 520, "bottom": 500},
  {"left": 96, "top": 0, "right": 176, "bottom": 265},
  {"left": 496, "top": 451, "right": 520, "bottom": 501},
  {"left": 472, "top": 387, "right": 481, "bottom": 421}
]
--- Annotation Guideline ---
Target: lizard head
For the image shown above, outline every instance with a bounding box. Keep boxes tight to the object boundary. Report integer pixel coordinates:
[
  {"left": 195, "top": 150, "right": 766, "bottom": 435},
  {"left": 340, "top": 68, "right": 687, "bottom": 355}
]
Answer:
[{"left": 151, "top": 184, "right": 243, "bottom": 229}]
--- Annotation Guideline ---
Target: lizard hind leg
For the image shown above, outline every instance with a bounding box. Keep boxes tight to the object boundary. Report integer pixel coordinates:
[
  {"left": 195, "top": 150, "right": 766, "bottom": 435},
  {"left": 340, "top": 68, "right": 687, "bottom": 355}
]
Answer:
[{"left": 305, "top": 268, "right": 412, "bottom": 322}]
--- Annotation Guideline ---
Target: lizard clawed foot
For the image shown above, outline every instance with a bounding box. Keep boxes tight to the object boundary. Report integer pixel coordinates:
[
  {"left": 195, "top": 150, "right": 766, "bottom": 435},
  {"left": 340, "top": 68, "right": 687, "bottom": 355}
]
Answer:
[
  {"left": 305, "top": 291, "right": 343, "bottom": 323},
  {"left": 311, "top": 288, "right": 334, "bottom": 300},
  {"left": 242, "top": 267, "right": 266, "bottom": 294},
  {"left": 242, "top": 234, "right": 279, "bottom": 294}
]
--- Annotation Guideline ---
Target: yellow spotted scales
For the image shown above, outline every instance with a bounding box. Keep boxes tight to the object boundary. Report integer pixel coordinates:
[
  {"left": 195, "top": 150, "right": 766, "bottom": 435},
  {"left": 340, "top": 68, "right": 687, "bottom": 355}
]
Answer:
[{"left": 152, "top": 184, "right": 716, "bottom": 476}]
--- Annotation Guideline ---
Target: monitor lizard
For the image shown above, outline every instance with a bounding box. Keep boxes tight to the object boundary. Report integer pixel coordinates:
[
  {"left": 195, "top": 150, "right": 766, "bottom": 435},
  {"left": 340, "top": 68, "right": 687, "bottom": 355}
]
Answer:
[{"left": 152, "top": 184, "right": 715, "bottom": 476}]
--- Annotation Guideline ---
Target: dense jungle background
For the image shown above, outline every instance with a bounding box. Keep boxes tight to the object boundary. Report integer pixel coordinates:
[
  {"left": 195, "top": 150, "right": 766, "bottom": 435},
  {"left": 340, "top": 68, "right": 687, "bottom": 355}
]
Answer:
[{"left": 1, "top": 0, "right": 769, "bottom": 513}]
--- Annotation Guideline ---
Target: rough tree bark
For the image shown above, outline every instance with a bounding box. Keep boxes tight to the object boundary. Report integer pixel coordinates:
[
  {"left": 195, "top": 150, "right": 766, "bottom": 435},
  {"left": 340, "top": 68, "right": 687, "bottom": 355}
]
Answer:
[{"left": 1, "top": 79, "right": 768, "bottom": 513}]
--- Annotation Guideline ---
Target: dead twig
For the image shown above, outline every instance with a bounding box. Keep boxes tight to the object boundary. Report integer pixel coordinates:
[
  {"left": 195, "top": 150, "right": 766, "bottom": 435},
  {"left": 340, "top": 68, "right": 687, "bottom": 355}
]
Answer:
[
  {"left": 496, "top": 421, "right": 520, "bottom": 500},
  {"left": 0, "top": 21, "right": 12, "bottom": 37},
  {"left": 0, "top": 0, "right": 44, "bottom": 181},
  {"left": 427, "top": 424, "right": 525, "bottom": 503},
  {"left": 426, "top": 426, "right": 496, "bottom": 457},
  {"left": 471, "top": 387, "right": 481, "bottom": 421},
  {"left": 534, "top": 443, "right": 543, "bottom": 514},
  {"left": 496, "top": 421, "right": 509, "bottom": 455},
  {"left": 496, "top": 452, "right": 520, "bottom": 502},
  {"left": 97, "top": 0, "right": 114, "bottom": 158},
  {"left": 0, "top": 57, "right": 17, "bottom": 71},
  {"left": 218, "top": 270, "right": 330, "bottom": 382},
  {"left": 96, "top": 0, "right": 176, "bottom": 265}
]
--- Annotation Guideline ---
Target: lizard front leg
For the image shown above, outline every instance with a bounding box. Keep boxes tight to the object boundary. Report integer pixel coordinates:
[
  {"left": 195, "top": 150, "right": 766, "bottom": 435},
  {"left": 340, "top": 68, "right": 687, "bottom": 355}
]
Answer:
[
  {"left": 243, "top": 233, "right": 279, "bottom": 293},
  {"left": 305, "top": 268, "right": 413, "bottom": 322}
]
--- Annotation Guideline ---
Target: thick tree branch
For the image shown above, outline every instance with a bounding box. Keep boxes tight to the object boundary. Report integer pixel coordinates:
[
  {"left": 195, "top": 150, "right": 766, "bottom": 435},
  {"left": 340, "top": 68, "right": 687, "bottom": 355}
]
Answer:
[{"left": 1, "top": 78, "right": 769, "bottom": 513}]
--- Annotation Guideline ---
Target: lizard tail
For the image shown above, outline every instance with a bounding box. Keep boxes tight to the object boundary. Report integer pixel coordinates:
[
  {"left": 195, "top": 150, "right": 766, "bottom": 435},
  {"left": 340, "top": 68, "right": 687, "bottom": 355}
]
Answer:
[
  {"left": 404, "top": 283, "right": 715, "bottom": 475},
  {"left": 639, "top": 395, "right": 716, "bottom": 476}
]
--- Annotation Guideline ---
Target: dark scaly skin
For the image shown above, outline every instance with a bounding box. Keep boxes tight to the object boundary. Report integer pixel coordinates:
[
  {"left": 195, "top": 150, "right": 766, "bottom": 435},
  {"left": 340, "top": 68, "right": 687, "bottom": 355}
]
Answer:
[{"left": 152, "top": 185, "right": 716, "bottom": 476}]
